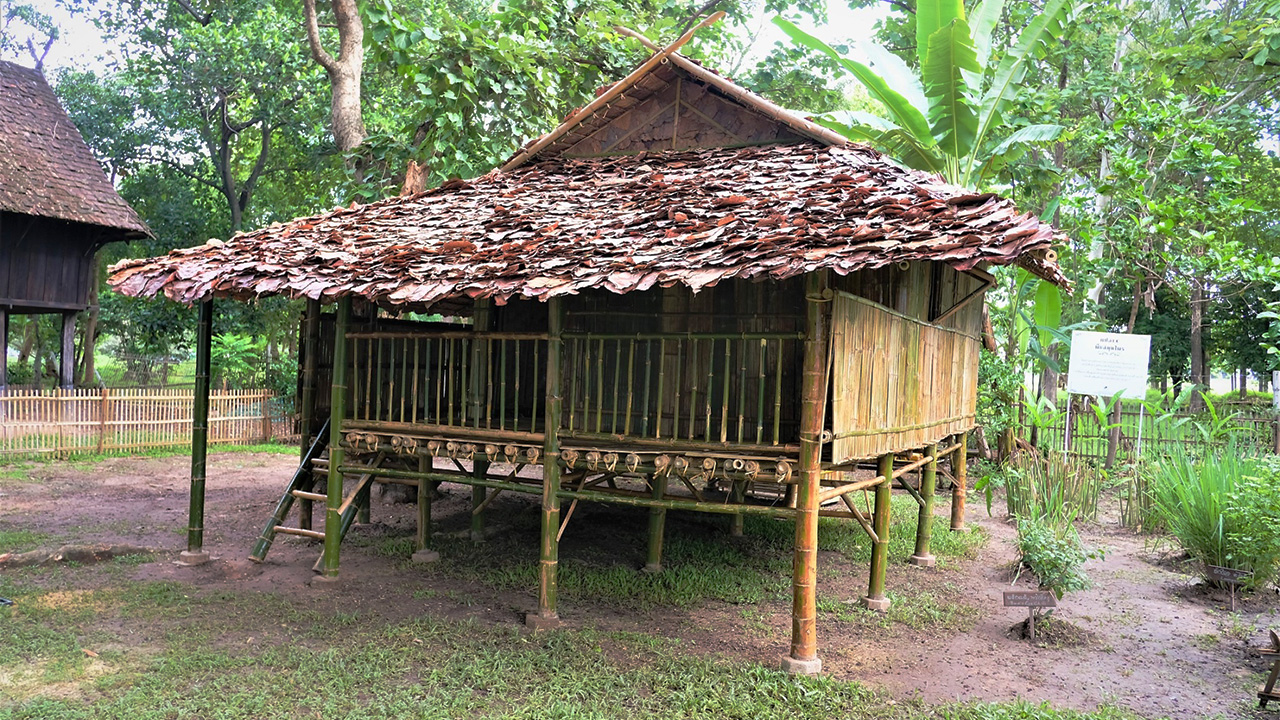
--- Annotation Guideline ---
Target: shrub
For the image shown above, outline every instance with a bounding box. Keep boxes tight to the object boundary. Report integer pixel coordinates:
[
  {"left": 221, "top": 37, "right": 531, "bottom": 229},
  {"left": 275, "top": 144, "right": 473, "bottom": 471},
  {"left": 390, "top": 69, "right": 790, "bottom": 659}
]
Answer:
[
  {"left": 1016, "top": 513, "right": 1097, "bottom": 599},
  {"left": 1150, "top": 449, "right": 1280, "bottom": 590}
]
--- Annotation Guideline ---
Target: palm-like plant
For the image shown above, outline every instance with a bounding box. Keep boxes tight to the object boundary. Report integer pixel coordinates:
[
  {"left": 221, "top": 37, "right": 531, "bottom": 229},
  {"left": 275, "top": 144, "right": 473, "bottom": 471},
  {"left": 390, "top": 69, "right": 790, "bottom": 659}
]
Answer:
[{"left": 775, "top": 0, "right": 1074, "bottom": 189}]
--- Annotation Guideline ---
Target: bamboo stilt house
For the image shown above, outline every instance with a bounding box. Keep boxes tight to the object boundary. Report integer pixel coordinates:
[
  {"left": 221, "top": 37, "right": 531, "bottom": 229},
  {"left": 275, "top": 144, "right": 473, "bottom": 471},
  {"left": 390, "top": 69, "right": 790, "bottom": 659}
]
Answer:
[{"left": 108, "top": 21, "right": 1068, "bottom": 673}]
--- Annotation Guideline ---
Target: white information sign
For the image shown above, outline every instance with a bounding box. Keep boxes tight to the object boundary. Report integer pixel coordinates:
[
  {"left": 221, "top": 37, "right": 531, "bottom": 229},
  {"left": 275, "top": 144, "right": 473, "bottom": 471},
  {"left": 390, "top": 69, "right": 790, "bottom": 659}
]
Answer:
[{"left": 1066, "top": 331, "right": 1151, "bottom": 399}]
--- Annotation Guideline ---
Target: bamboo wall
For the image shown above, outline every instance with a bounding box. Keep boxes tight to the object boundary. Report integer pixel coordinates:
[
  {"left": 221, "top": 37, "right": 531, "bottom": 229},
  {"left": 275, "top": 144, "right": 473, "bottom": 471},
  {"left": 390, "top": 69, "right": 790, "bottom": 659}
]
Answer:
[
  {"left": 829, "top": 281, "right": 981, "bottom": 463},
  {"left": 0, "top": 387, "right": 287, "bottom": 458}
]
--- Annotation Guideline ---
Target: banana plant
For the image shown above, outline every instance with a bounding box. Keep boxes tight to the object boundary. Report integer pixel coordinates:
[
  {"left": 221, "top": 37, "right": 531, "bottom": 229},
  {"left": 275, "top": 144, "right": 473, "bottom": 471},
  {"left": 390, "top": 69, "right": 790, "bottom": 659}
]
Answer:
[{"left": 774, "top": 0, "right": 1075, "bottom": 189}]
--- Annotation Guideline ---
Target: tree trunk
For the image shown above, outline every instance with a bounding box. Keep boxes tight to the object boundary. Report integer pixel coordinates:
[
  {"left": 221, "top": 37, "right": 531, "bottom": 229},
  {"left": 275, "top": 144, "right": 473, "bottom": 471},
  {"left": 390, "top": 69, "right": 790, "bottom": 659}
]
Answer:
[
  {"left": 1189, "top": 280, "right": 1205, "bottom": 413},
  {"left": 1260, "top": 373, "right": 1269, "bottom": 394},
  {"left": 304, "top": 0, "right": 365, "bottom": 152},
  {"left": 1240, "top": 365, "right": 1248, "bottom": 399},
  {"left": 17, "top": 317, "right": 36, "bottom": 363}
]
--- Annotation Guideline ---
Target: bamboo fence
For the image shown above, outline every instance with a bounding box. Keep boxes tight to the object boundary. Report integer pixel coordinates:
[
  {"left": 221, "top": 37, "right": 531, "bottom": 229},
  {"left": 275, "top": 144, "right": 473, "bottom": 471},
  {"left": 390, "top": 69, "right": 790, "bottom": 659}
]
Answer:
[
  {"left": 0, "top": 387, "right": 292, "bottom": 458},
  {"left": 1026, "top": 407, "right": 1278, "bottom": 463}
]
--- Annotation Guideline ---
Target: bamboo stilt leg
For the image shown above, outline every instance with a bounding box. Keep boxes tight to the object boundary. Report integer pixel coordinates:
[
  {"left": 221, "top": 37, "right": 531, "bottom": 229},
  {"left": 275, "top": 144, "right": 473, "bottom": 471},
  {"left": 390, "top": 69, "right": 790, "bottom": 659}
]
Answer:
[
  {"left": 179, "top": 300, "right": 213, "bottom": 566},
  {"left": 470, "top": 299, "right": 493, "bottom": 543},
  {"left": 783, "top": 270, "right": 829, "bottom": 676},
  {"left": 730, "top": 479, "right": 746, "bottom": 537},
  {"left": 529, "top": 297, "right": 563, "bottom": 630},
  {"left": 910, "top": 443, "right": 937, "bottom": 567},
  {"left": 862, "top": 453, "right": 893, "bottom": 611},
  {"left": 412, "top": 454, "right": 439, "bottom": 563},
  {"left": 644, "top": 472, "right": 668, "bottom": 573},
  {"left": 318, "top": 297, "right": 351, "bottom": 582},
  {"left": 471, "top": 482, "right": 487, "bottom": 544},
  {"left": 951, "top": 432, "right": 968, "bottom": 532}
]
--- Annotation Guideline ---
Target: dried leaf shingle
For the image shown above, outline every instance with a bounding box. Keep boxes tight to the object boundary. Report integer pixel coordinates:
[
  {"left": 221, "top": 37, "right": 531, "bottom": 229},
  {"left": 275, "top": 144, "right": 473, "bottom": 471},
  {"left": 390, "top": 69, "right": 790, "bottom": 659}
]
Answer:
[{"left": 109, "top": 142, "right": 1068, "bottom": 313}]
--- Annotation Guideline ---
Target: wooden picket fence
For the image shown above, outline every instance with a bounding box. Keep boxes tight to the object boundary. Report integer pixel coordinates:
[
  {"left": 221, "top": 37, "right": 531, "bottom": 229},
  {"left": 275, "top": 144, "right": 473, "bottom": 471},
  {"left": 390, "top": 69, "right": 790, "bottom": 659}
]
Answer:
[{"left": 0, "top": 387, "right": 294, "bottom": 458}]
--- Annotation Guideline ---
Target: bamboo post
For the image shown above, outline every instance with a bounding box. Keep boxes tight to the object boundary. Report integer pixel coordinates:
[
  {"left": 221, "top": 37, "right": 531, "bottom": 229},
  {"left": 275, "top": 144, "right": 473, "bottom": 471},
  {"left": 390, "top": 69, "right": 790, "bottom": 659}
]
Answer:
[
  {"left": 96, "top": 387, "right": 108, "bottom": 454},
  {"left": 909, "top": 443, "right": 937, "bottom": 567},
  {"left": 644, "top": 472, "right": 668, "bottom": 573},
  {"left": 862, "top": 453, "right": 893, "bottom": 611},
  {"left": 783, "top": 270, "right": 830, "bottom": 676},
  {"left": 179, "top": 300, "right": 214, "bottom": 566},
  {"left": 471, "top": 299, "right": 493, "bottom": 543},
  {"left": 950, "top": 431, "right": 968, "bottom": 531},
  {"left": 411, "top": 453, "right": 440, "bottom": 563},
  {"left": 529, "top": 296, "right": 563, "bottom": 629},
  {"left": 319, "top": 297, "right": 351, "bottom": 583},
  {"left": 730, "top": 479, "right": 746, "bottom": 537},
  {"left": 260, "top": 391, "right": 272, "bottom": 442}
]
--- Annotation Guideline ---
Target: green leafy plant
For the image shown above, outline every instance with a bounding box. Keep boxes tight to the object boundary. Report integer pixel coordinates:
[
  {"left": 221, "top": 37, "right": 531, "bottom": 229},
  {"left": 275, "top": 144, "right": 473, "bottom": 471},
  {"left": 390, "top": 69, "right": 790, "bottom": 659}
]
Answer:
[
  {"left": 1015, "top": 512, "right": 1098, "bottom": 600},
  {"left": 774, "top": 0, "right": 1074, "bottom": 188},
  {"left": 211, "top": 333, "right": 265, "bottom": 388}
]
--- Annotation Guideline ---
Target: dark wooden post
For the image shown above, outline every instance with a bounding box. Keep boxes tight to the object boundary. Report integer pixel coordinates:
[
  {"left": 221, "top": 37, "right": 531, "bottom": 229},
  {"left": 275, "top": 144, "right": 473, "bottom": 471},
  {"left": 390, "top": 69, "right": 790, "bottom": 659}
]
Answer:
[
  {"left": 909, "top": 443, "right": 938, "bottom": 567},
  {"left": 59, "top": 311, "right": 76, "bottom": 389},
  {"left": 297, "top": 298, "right": 322, "bottom": 531},
  {"left": 179, "top": 300, "right": 214, "bottom": 565},
  {"left": 299, "top": 298, "right": 321, "bottom": 461},
  {"left": 951, "top": 431, "right": 968, "bottom": 531},
  {"left": 782, "top": 270, "right": 830, "bottom": 675},
  {"left": 0, "top": 309, "right": 8, "bottom": 392},
  {"left": 862, "top": 452, "right": 893, "bottom": 611},
  {"left": 318, "top": 297, "right": 351, "bottom": 582},
  {"left": 470, "top": 298, "right": 493, "bottom": 543},
  {"left": 529, "top": 296, "right": 563, "bottom": 629}
]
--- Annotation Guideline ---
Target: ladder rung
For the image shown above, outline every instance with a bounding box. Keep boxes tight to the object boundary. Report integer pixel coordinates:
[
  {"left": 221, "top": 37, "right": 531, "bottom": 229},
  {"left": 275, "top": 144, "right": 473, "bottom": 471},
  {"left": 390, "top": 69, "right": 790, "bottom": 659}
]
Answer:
[
  {"left": 311, "top": 458, "right": 330, "bottom": 467},
  {"left": 274, "top": 526, "right": 325, "bottom": 540},
  {"left": 291, "top": 490, "right": 327, "bottom": 501}
]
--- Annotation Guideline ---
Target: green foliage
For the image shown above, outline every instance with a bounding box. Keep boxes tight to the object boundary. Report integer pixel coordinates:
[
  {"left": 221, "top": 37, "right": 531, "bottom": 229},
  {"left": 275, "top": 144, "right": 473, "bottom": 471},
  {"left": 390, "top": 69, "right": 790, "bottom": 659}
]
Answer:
[
  {"left": 774, "top": 0, "right": 1074, "bottom": 188},
  {"left": 1015, "top": 513, "right": 1096, "bottom": 600},
  {"left": 977, "top": 348, "right": 1020, "bottom": 438},
  {"left": 1149, "top": 449, "right": 1280, "bottom": 589},
  {"left": 211, "top": 334, "right": 265, "bottom": 388}
]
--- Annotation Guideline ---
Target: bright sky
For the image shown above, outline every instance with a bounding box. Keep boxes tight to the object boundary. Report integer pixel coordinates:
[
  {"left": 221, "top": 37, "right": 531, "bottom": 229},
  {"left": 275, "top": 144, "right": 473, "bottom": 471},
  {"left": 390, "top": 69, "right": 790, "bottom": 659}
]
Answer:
[{"left": 6, "top": 0, "right": 888, "bottom": 75}]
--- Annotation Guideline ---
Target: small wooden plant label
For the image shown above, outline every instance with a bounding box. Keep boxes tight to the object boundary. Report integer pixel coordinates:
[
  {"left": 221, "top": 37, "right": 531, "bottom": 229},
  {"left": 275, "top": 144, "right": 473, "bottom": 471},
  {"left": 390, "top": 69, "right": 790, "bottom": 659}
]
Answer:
[
  {"left": 1004, "top": 590, "right": 1058, "bottom": 641},
  {"left": 1205, "top": 564, "right": 1252, "bottom": 612}
]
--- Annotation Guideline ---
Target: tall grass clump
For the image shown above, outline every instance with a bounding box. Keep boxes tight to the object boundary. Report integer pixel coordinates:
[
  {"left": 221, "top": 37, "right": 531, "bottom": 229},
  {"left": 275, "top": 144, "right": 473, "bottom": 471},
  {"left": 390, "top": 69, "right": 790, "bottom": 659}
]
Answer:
[
  {"left": 1006, "top": 450, "right": 1104, "bottom": 522},
  {"left": 1150, "top": 448, "right": 1280, "bottom": 590}
]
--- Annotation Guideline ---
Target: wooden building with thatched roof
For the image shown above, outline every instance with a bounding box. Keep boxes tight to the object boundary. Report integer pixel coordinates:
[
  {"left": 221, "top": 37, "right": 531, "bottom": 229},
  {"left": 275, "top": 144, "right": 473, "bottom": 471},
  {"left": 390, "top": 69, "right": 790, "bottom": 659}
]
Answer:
[
  {"left": 108, "top": 18, "right": 1067, "bottom": 673},
  {"left": 0, "top": 60, "right": 149, "bottom": 389}
]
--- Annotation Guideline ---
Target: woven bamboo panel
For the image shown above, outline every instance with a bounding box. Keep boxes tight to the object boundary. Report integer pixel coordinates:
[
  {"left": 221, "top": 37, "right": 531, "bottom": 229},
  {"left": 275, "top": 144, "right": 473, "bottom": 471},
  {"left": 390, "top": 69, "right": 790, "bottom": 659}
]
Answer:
[{"left": 830, "top": 291, "right": 980, "bottom": 462}]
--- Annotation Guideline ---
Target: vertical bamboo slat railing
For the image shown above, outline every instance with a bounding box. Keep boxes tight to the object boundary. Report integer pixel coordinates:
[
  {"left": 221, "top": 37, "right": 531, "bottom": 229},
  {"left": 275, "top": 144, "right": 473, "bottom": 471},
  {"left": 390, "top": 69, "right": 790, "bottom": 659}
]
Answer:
[
  {"left": 0, "top": 387, "right": 285, "bottom": 458},
  {"left": 342, "top": 328, "right": 800, "bottom": 450}
]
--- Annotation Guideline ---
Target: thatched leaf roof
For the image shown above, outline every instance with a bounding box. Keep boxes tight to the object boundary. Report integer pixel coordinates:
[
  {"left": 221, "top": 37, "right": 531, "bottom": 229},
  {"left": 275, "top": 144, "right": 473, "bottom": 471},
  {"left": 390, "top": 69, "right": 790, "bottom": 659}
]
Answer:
[{"left": 110, "top": 141, "right": 1066, "bottom": 314}]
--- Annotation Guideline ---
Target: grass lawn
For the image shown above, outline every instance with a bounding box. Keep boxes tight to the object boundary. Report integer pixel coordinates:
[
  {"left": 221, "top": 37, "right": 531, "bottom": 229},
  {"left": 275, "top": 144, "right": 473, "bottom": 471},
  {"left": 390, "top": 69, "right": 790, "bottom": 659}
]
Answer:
[
  {"left": 0, "top": 572, "right": 1144, "bottom": 720},
  {"left": 0, "top": 483, "right": 1152, "bottom": 720}
]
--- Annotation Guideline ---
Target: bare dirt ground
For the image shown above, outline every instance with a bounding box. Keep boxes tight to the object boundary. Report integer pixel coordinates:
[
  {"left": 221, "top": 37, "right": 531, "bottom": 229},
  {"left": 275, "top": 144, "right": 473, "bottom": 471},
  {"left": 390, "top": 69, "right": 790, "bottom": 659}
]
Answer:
[{"left": 1, "top": 451, "right": 1277, "bottom": 719}]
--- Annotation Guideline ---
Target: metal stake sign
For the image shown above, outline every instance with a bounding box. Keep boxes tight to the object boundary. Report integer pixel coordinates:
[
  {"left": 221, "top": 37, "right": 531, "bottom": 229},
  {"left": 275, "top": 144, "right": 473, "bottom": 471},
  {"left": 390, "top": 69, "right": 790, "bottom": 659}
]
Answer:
[{"left": 1064, "top": 332, "right": 1152, "bottom": 456}]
